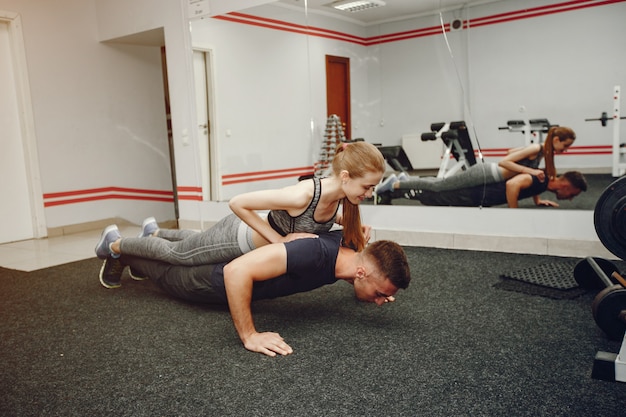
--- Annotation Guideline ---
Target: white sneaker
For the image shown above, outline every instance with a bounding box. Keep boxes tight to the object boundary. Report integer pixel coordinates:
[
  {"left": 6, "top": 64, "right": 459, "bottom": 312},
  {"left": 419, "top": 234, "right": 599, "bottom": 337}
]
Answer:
[
  {"left": 375, "top": 174, "right": 398, "bottom": 194},
  {"left": 137, "top": 217, "right": 159, "bottom": 238},
  {"left": 95, "top": 225, "right": 121, "bottom": 259}
]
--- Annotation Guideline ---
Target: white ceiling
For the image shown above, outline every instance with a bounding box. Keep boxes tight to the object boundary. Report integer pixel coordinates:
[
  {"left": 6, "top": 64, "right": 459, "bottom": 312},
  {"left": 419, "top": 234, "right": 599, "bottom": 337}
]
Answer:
[{"left": 276, "top": 0, "right": 503, "bottom": 25}]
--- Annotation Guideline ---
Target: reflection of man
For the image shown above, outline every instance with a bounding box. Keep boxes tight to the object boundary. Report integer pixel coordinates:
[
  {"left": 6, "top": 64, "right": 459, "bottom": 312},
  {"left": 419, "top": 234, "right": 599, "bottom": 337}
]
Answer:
[
  {"left": 377, "top": 171, "right": 587, "bottom": 208},
  {"left": 102, "top": 231, "right": 411, "bottom": 357}
]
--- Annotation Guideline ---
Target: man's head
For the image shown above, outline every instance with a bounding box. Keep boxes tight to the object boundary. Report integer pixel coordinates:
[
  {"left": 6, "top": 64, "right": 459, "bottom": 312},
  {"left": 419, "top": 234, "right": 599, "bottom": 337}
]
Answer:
[
  {"left": 353, "top": 240, "right": 411, "bottom": 305},
  {"left": 549, "top": 171, "right": 588, "bottom": 200}
]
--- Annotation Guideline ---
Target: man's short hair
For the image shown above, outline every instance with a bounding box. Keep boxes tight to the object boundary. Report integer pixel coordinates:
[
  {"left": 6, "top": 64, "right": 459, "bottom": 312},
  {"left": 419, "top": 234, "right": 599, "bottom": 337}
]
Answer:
[
  {"left": 562, "top": 171, "right": 588, "bottom": 192},
  {"left": 364, "top": 240, "right": 411, "bottom": 289}
]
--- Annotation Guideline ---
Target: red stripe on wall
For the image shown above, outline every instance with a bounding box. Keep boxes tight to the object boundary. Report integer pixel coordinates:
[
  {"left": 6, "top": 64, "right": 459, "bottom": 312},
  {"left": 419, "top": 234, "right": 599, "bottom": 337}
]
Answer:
[
  {"left": 469, "top": 0, "right": 624, "bottom": 28},
  {"left": 177, "top": 195, "right": 204, "bottom": 201},
  {"left": 213, "top": 13, "right": 368, "bottom": 45},
  {"left": 44, "top": 194, "right": 174, "bottom": 208},
  {"left": 223, "top": 170, "right": 314, "bottom": 185},
  {"left": 43, "top": 186, "right": 172, "bottom": 199},
  {"left": 177, "top": 186, "right": 202, "bottom": 192},
  {"left": 43, "top": 187, "right": 175, "bottom": 208},
  {"left": 222, "top": 166, "right": 314, "bottom": 180},
  {"left": 227, "top": 11, "right": 367, "bottom": 43},
  {"left": 177, "top": 186, "right": 203, "bottom": 201},
  {"left": 570, "top": 145, "right": 612, "bottom": 150},
  {"left": 214, "top": 0, "right": 625, "bottom": 45}
]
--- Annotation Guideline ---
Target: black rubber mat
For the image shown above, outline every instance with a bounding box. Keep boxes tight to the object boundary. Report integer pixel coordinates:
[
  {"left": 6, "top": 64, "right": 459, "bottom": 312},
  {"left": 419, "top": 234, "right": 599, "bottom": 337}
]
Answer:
[
  {"left": 501, "top": 260, "right": 579, "bottom": 289},
  {"left": 495, "top": 260, "right": 588, "bottom": 299}
]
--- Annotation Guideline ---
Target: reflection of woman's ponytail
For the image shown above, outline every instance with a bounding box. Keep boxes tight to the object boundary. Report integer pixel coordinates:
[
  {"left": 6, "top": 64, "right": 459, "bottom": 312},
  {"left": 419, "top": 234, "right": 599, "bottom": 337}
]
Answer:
[
  {"left": 543, "top": 126, "right": 575, "bottom": 180},
  {"left": 331, "top": 142, "right": 385, "bottom": 251}
]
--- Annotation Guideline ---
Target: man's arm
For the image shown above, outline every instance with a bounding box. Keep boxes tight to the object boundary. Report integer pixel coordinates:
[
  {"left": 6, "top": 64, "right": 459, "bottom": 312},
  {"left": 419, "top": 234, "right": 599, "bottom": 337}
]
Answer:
[
  {"left": 223, "top": 243, "right": 294, "bottom": 357},
  {"left": 505, "top": 174, "right": 533, "bottom": 208}
]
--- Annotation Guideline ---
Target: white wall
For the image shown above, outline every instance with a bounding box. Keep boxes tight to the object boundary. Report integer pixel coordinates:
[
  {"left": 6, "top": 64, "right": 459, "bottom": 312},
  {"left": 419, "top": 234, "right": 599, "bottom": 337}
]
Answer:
[
  {"left": 95, "top": 0, "right": 196, "bottom": 223},
  {"left": 0, "top": 0, "right": 176, "bottom": 228},
  {"left": 191, "top": 14, "right": 315, "bottom": 197}
]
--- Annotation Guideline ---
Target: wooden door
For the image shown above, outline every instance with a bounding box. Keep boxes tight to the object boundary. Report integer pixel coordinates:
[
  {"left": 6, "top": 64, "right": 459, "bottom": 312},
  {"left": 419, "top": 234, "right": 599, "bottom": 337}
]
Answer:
[{"left": 325, "top": 55, "right": 351, "bottom": 140}]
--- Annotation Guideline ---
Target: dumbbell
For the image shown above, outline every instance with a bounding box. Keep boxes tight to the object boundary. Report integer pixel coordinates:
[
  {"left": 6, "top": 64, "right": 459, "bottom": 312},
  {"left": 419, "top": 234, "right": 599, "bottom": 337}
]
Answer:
[{"left": 574, "top": 257, "right": 626, "bottom": 340}]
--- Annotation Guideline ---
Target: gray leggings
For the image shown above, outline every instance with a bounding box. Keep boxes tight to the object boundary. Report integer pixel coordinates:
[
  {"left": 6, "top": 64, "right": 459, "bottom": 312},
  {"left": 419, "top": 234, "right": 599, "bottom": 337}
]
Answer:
[
  {"left": 121, "top": 255, "right": 224, "bottom": 304},
  {"left": 397, "top": 162, "right": 503, "bottom": 192},
  {"left": 118, "top": 213, "right": 255, "bottom": 266}
]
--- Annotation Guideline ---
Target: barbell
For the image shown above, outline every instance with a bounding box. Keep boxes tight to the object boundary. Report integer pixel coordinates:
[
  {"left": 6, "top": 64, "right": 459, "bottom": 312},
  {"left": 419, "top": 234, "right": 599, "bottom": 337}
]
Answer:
[{"left": 585, "top": 111, "right": 626, "bottom": 127}]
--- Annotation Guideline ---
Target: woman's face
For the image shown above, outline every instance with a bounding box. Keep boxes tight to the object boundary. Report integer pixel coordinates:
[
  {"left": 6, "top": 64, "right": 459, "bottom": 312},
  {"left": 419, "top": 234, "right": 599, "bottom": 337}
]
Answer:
[
  {"left": 342, "top": 171, "right": 383, "bottom": 204},
  {"left": 553, "top": 137, "right": 575, "bottom": 154}
]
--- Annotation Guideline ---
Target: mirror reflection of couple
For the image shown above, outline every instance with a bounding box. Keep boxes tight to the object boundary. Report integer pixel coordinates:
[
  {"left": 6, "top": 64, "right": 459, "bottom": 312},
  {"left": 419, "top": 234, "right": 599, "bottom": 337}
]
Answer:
[{"left": 375, "top": 126, "right": 587, "bottom": 208}]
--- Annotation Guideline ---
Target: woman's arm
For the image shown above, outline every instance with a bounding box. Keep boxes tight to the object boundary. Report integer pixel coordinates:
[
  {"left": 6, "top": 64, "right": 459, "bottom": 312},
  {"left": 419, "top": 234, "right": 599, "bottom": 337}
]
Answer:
[
  {"left": 498, "top": 143, "right": 545, "bottom": 181},
  {"left": 228, "top": 182, "right": 314, "bottom": 244}
]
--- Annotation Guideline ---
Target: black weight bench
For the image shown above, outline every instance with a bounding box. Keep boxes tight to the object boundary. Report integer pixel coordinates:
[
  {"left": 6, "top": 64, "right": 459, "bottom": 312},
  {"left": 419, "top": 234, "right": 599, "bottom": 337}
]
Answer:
[
  {"left": 376, "top": 145, "right": 414, "bottom": 173},
  {"left": 421, "top": 121, "right": 476, "bottom": 178}
]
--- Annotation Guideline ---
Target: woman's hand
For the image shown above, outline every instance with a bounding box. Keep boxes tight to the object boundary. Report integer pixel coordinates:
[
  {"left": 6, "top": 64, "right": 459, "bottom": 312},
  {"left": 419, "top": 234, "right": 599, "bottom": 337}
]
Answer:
[
  {"left": 528, "top": 168, "right": 545, "bottom": 181},
  {"left": 362, "top": 224, "right": 372, "bottom": 244}
]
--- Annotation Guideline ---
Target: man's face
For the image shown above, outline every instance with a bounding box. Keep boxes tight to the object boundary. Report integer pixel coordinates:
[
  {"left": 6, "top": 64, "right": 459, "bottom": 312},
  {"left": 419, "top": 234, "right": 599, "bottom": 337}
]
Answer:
[
  {"left": 555, "top": 184, "right": 582, "bottom": 200},
  {"left": 353, "top": 271, "right": 399, "bottom": 306}
]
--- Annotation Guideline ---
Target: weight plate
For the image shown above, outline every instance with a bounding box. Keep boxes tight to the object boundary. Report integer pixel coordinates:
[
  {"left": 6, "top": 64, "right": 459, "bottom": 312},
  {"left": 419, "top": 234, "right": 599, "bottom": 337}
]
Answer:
[
  {"left": 592, "top": 286, "right": 626, "bottom": 340},
  {"left": 594, "top": 176, "right": 626, "bottom": 260},
  {"left": 573, "top": 257, "right": 620, "bottom": 289}
]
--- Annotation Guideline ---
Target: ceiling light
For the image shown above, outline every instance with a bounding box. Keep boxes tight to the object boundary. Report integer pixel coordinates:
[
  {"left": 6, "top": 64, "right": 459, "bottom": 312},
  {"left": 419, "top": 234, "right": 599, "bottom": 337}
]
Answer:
[{"left": 332, "top": 0, "right": 386, "bottom": 13}]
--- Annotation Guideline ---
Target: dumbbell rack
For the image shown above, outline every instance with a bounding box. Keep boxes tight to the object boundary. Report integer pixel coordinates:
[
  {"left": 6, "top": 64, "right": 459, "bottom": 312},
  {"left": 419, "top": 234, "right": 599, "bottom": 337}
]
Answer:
[
  {"left": 314, "top": 114, "right": 346, "bottom": 178},
  {"left": 421, "top": 121, "right": 474, "bottom": 179}
]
